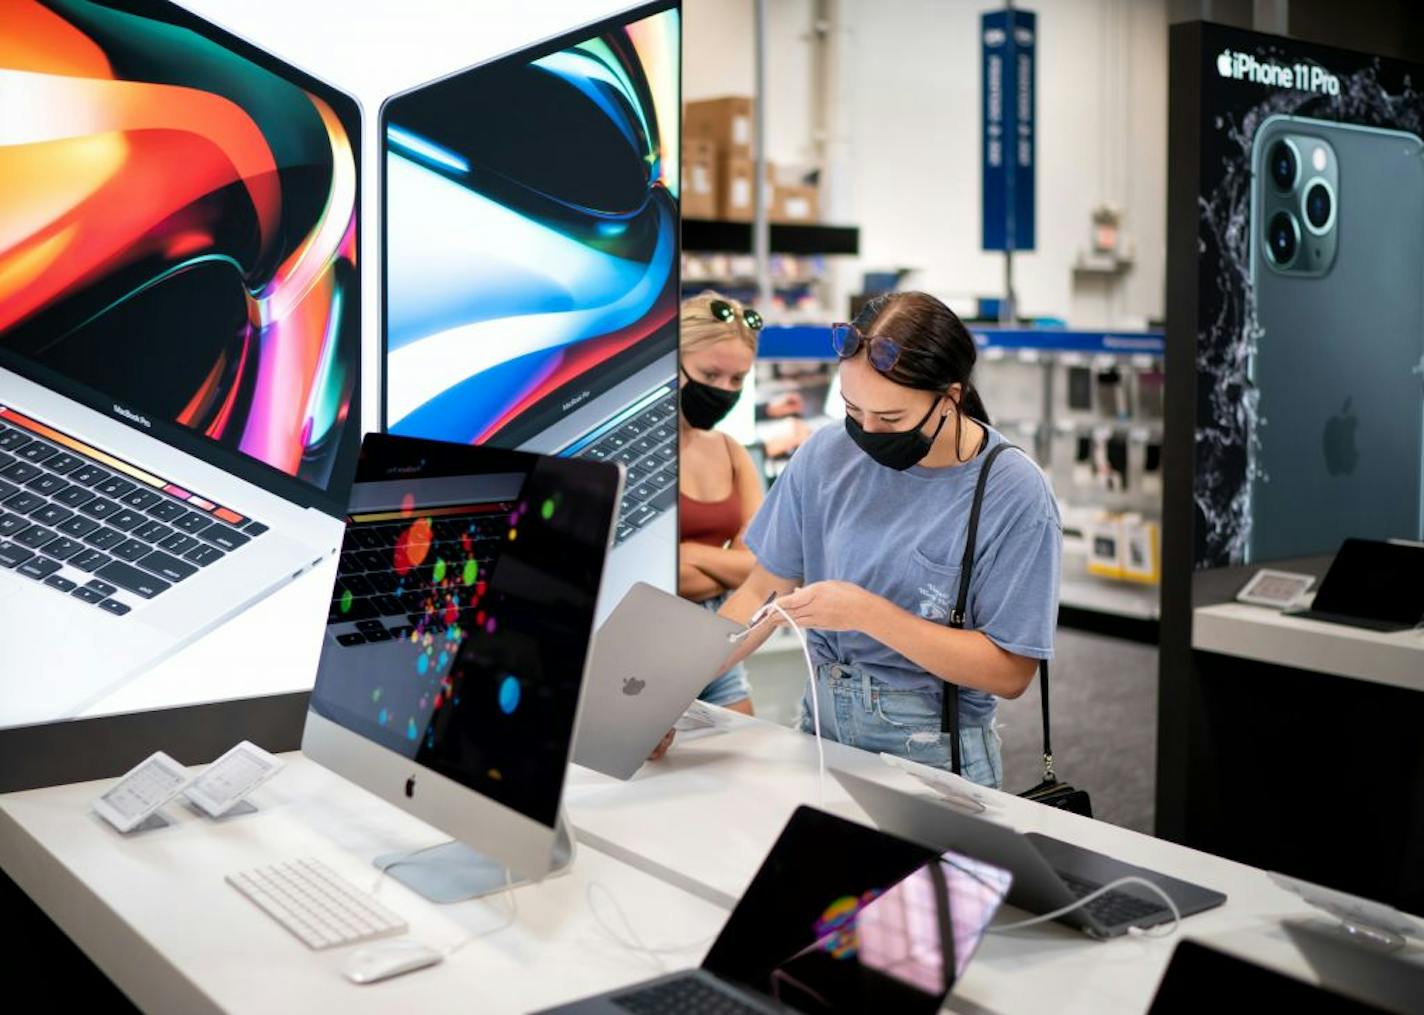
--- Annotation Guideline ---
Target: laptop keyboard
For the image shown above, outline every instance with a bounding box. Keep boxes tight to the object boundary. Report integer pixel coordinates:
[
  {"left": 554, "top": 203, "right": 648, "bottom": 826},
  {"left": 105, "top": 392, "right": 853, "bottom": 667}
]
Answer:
[
  {"left": 0, "top": 408, "right": 266, "bottom": 618},
  {"left": 563, "top": 385, "right": 677, "bottom": 545},
  {"left": 1059, "top": 871, "right": 1168, "bottom": 928},
  {"left": 327, "top": 505, "right": 510, "bottom": 643},
  {"left": 614, "top": 976, "right": 764, "bottom": 1015}
]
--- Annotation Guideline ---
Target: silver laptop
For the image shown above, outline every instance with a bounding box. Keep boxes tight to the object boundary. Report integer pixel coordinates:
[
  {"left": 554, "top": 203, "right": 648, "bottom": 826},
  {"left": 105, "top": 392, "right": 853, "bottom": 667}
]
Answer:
[
  {"left": 574, "top": 583, "right": 741, "bottom": 780},
  {"left": 833, "top": 769, "right": 1227, "bottom": 939},
  {"left": 379, "top": 0, "right": 683, "bottom": 622},
  {"left": 0, "top": 0, "right": 362, "bottom": 729}
]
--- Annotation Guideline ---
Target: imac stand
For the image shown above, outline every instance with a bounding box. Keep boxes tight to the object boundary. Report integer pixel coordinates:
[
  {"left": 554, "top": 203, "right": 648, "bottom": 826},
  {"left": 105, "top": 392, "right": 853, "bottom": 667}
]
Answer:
[{"left": 372, "top": 810, "right": 576, "bottom": 904}]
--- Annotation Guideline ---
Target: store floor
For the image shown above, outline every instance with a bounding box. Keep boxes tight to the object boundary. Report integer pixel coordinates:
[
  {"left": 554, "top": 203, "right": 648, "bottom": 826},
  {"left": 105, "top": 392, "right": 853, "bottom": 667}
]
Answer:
[{"left": 744, "top": 626, "right": 1159, "bottom": 834}]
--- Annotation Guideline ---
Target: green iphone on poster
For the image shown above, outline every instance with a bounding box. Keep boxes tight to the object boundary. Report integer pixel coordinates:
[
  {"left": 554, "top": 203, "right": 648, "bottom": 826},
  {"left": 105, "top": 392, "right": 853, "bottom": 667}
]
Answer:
[{"left": 1248, "top": 115, "right": 1424, "bottom": 562}]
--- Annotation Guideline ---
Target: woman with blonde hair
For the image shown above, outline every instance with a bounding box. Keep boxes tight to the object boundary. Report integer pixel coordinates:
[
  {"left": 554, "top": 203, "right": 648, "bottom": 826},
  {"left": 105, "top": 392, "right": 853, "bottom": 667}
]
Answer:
[{"left": 677, "top": 290, "right": 765, "bottom": 713}]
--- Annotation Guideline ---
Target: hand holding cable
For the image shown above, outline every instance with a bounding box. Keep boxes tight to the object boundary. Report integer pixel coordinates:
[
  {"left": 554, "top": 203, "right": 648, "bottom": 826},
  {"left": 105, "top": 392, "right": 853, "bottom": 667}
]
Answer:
[{"left": 769, "top": 581, "right": 872, "bottom": 632}]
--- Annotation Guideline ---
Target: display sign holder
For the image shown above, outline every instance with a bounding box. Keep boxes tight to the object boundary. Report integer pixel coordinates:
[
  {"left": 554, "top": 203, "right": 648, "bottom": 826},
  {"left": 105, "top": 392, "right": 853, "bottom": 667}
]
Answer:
[{"left": 982, "top": 6, "right": 1037, "bottom": 322}]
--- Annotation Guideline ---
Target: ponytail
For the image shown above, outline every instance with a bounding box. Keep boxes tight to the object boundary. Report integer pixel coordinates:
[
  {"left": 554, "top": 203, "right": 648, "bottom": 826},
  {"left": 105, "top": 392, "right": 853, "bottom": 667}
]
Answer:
[{"left": 959, "top": 383, "right": 991, "bottom": 426}]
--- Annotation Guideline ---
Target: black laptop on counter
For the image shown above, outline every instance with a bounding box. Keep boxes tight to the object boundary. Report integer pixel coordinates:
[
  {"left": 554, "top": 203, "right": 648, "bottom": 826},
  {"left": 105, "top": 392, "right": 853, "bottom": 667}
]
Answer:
[
  {"left": 539, "top": 806, "right": 1013, "bottom": 1015},
  {"left": 1286, "top": 538, "right": 1424, "bottom": 632}
]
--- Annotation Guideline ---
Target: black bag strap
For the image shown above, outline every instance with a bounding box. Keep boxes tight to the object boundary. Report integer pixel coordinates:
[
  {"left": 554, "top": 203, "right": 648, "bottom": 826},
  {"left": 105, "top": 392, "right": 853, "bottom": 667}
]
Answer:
[
  {"left": 941, "top": 443, "right": 1052, "bottom": 783},
  {"left": 1038, "top": 658, "right": 1054, "bottom": 781},
  {"left": 948, "top": 443, "right": 1016, "bottom": 629}
]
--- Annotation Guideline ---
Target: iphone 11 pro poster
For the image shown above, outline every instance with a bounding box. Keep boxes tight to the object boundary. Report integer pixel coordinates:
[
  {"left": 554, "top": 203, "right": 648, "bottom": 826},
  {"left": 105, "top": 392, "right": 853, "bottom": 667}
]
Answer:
[
  {"left": 1248, "top": 116, "right": 1424, "bottom": 563},
  {"left": 1184, "top": 23, "right": 1424, "bottom": 568}
]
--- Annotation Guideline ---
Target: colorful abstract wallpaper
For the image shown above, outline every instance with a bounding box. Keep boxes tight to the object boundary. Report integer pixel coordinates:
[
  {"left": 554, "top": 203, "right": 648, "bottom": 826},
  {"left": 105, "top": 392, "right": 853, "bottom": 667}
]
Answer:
[
  {"left": 311, "top": 434, "right": 620, "bottom": 828},
  {"left": 383, "top": 5, "right": 679, "bottom": 446},
  {"left": 0, "top": 0, "right": 361, "bottom": 492}
]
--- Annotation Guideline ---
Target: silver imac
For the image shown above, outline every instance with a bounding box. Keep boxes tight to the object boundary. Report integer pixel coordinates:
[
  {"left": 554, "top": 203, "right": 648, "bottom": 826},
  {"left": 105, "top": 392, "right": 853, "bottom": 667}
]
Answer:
[{"left": 302, "top": 433, "right": 620, "bottom": 901}]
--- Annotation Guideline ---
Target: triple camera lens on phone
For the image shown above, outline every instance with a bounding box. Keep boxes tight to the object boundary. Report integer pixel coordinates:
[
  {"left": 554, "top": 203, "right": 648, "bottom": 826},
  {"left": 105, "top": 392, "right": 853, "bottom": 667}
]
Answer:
[{"left": 1262, "top": 135, "right": 1337, "bottom": 272}]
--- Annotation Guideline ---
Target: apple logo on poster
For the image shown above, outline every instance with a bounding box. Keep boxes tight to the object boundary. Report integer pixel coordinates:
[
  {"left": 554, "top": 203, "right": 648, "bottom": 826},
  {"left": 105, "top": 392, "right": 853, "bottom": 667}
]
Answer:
[
  {"left": 622, "top": 677, "right": 646, "bottom": 697},
  {"left": 1217, "top": 50, "right": 1235, "bottom": 78},
  {"left": 1323, "top": 397, "right": 1359, "bottom": 475},
  {"left": 404, "top": 775, "right": 416, "bottom": 798}
]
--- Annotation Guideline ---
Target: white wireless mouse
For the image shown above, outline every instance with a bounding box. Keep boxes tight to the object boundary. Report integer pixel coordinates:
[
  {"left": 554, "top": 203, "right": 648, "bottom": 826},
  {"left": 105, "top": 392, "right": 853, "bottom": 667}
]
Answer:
[{"left": 342, "top": 939, "right": 443, "bottom": 985}]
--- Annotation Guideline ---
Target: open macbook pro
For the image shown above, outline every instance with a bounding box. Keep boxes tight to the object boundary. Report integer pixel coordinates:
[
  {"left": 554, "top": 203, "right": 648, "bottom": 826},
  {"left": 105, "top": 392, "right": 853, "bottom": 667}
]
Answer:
[
  {"left": 381, "top": 0, "right": 682, "bottom": 621},
  {"left": 834, "top": 770, "right": 1227, "bottom": 940},
  {"left": 0, "top": 0, "right": 362, "bottom": 727},
  {"left": 542, "top": 805, "right": 1013, "bottom": 1014},
  {"left": 1285, "top": 538, "right": 1424, "bottom": 632},
  {"left": 574, "top": 582, "right": 742, "bottom": 779}
]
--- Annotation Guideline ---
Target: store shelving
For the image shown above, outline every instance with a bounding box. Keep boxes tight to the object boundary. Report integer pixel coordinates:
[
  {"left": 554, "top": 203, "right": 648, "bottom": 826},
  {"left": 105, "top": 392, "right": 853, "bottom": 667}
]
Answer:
[{"left": 682, "top": 219, "right": 860, "bottom": 256}]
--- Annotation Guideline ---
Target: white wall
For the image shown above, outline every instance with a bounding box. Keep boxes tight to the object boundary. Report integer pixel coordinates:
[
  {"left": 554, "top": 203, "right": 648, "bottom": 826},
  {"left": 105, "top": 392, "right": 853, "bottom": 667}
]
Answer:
[{"left": 684, "top": 0, "right": 1168, "bottom": 328}]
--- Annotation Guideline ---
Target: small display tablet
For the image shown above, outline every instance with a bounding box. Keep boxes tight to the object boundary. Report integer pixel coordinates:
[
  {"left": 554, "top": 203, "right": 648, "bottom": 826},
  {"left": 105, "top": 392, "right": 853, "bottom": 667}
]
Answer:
[
  {"left": 185, "top": 741, "right": 284, "bottom": 818},
  {"left": 92, "top": 751, "right": 191, "bottom": 833},
  {"left": 1236, "top": 569, "right": 1315, "bottom": 609}
]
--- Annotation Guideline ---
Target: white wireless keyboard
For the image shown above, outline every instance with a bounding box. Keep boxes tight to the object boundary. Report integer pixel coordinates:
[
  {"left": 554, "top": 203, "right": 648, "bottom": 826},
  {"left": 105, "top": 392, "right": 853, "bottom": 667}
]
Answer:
[{"left": 226, "top": 858, "right": 408, "bottom": 950}]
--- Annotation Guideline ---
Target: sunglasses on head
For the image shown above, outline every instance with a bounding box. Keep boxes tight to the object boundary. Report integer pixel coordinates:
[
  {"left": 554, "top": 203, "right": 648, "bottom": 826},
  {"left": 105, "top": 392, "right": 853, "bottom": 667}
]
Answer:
[
  {"left": 831, "top": 322, "right": 902, "bottom": 372},
  {"left": 709, "top": 299, "right": 763, "bottom": 331}
]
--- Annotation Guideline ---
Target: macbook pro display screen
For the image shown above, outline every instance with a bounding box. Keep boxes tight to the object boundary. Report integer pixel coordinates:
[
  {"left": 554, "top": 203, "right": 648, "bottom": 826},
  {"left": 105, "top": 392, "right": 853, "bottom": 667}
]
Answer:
[
  {"left": 703, "top": 807, "right": 1012, "bottom": 1013},
  {"left": 381, "top": 2, "right": 680, "bottom": 449},
  {"left": 0, "top": 0, "right": 362, "bottom": 502}
]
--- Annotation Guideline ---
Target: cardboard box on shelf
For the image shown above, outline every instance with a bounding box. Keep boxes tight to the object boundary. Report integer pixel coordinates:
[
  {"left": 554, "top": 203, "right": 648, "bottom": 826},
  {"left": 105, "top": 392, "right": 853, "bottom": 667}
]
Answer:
[
  {"left": 681, "top": 138, "right": 718, "bottom": 219},
  {"left": 717, "top": 157, "right": 773, "bottom": 222},
  {"left": 684, "top": 97, "right": 754, "bottom": 161},
  {"left": 684, "top": 137, "right": 716, "bottom": 164},
  {"left": 770, "top": 183, "right": 819, "bottom": 223}
]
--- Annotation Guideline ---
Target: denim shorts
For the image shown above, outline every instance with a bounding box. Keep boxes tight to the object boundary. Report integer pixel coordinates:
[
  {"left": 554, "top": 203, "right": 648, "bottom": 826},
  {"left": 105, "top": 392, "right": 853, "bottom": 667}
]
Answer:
[
  {"left": 796, "top": 661, "right": 1003, "bottom": 789},
  {"left": 696, "top": 593, "right": 751, "bottom": 707}
]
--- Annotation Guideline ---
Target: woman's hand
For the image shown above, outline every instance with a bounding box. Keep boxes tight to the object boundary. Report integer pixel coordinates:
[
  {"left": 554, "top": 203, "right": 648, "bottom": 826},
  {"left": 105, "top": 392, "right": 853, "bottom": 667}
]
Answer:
[
  {"left": 647, "top": 728, "right": 676, "bottom": 761},
  {"left": 773, "top": 581, "right": 876, "bottom": 633}
]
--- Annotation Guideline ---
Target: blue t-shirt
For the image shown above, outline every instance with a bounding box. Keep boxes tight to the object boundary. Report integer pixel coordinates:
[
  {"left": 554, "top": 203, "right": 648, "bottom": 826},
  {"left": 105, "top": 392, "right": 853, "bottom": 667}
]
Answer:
[{"left": 744, "top": 423, "right": 1061, "bottom": 721}]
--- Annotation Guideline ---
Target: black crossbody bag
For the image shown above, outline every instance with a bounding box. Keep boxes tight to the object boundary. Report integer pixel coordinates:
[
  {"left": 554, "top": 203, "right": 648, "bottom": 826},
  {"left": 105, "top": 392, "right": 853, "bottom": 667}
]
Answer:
[{"left": 940, "top": 442, "right": 1092, "bottom": 818}]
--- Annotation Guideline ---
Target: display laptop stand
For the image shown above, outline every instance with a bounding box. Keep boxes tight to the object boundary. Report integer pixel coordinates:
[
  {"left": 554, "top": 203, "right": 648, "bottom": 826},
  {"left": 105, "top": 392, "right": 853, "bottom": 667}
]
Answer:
[{"left": 372, "top": 809, "right": 576, "bottom": 904}]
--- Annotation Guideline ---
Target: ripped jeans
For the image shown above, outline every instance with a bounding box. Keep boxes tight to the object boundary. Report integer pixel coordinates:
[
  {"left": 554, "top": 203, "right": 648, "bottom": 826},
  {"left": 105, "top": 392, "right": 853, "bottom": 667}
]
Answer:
[{"left": 796, "top": 661, "right": 1004, "bottom": 789}]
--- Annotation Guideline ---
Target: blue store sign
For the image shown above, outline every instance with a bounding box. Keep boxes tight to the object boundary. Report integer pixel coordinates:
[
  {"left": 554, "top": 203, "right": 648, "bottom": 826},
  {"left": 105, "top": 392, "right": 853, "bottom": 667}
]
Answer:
[{"left": 982, "top": 8, "right": 1036, "bottom": 251}]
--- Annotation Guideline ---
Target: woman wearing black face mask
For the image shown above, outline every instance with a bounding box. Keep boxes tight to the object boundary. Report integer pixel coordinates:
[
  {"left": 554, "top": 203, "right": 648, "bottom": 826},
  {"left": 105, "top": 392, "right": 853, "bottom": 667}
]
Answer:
[
  {"left": 673, "top": 290, "right": 766, "bottom": 721},
  {"left": 714, "top": 292, "right": 1062, "bottom": 787}
]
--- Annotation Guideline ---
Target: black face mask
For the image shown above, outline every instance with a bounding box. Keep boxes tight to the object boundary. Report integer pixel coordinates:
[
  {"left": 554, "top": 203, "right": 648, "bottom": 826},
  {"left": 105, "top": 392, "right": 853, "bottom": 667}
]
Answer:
[
  {"left": 845, "top": 397, "right": 948, "bottom": 471},
  {"left": 680, "top": 367, "right": 741, "bottom": 429}
]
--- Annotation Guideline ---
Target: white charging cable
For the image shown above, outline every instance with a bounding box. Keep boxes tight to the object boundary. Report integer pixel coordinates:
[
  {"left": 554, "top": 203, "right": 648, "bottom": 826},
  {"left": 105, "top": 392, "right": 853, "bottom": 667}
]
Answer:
[
  {"left": 586, "top": 881, "right": 716, "bottom": 971},
  {"left": 988, "top": 874, "right": 1182, "bottom": 939},
  {"left": 440, "top": 870, "right": 520, "bottom": 958},
  {"left": 767, "top": 599, "right": 828, "bottom": 809}
]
